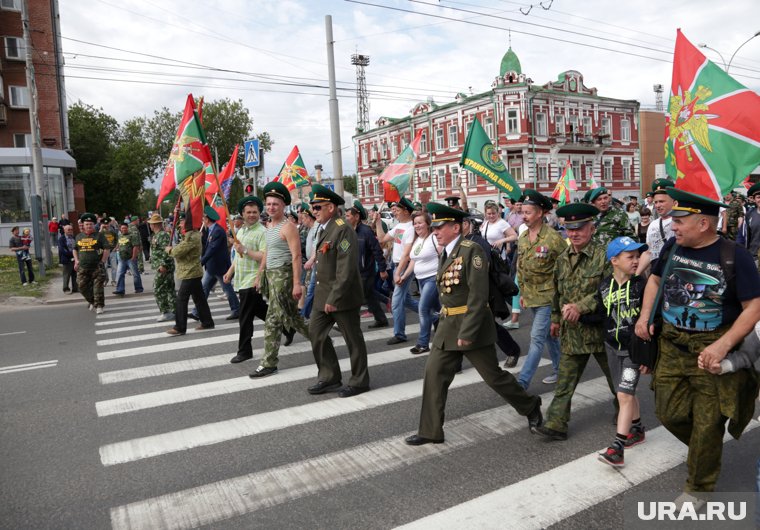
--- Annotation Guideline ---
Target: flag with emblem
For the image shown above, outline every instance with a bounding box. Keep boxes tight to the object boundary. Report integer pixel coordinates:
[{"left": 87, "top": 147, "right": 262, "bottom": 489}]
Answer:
[
  {"left": 665, "top": 29, "right": 760, "bottom": 200},
  {"left": 551, "top": 160, "right": 577, "bottom": 206},
  {"left": 460, "top": 118, "right": 521, "bottom": 201},
  {"left": 275, "top": 145, "right": 310, "bottom": 191},
  {"left": 204, "top": 145, "right": 238, "bottom": 230},
  {"left": 378, "top": 129, "right": 423, "bottom": 202}
]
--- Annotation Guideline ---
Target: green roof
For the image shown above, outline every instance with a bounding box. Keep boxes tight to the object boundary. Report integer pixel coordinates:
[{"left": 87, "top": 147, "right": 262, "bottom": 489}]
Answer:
[{"left": 499, "top": 47, "right": 521, "bottom": 76}]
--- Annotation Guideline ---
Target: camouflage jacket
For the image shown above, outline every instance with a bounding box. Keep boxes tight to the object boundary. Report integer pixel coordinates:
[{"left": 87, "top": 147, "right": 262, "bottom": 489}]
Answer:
[
  {"left": 726, "top": 199, "right": 744, "bottom": 227},
  {"left": 593, "top": 207, "right": 634, "bottom": 248},
  {"left": 170, "top": 230, "right": 203, "bottom": 280},
  {"left": 150, "top": 230, "right": 174, "bottom": 271},
  {"left": 516, "top": 224, "right": 567, "bottom": 307},
  {"left": 551, "top": 241, "right": 612, "bottom": 354}
]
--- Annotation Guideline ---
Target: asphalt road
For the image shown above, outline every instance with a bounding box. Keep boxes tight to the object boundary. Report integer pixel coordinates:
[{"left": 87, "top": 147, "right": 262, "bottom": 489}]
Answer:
[{"left": 1, "top": 279, "right": 758, "bottom": 529}]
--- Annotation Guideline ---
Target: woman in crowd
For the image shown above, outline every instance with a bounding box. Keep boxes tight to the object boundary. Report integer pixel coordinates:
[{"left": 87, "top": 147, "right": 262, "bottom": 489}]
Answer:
[
  {"left": 637, "top": 207, "right": 652, "bottom": 243},
  {"left": 626, "top": 202, "right": 641, "bottom": 230},
  {"left": 397, "top": 212, "right": 441, "bottom": 354}
]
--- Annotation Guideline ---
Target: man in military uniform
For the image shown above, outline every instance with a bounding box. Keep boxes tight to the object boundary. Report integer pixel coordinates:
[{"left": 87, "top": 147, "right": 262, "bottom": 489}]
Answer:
[
  {"left": 516, "top": 189, "right": 566, "bottom": 389},
  {"left": 100, "top": 217, "right": 118, "bottom": 286},
  {"left": 73, "top": 212, "right": 110, "bottom": 314},
  {"left": 113, "top": 221, "right": 144, "bottom": 296},
  {"left": 636, "top": 188, "right": 760, "bottom": 495},
  {"left": 405, "top": 203, "right": 543, "bottom": 445},
  {"left": 148, "top": 213, "right": 176, "bottom": 322},
  {"left": 535, "top": 203, "right": 618, "bottom": 441},
  {"left": 724, "top": 192, "right": 744, "bottom": 240},
  {"left": 589, "top": 187, "right": 634, "bottom": 247},
  {"left": 306, "top": 185, "right": 370, "bottom": 397}
]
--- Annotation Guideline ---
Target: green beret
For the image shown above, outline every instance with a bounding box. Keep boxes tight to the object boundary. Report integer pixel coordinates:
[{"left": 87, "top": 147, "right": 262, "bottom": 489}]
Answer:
[
  {"left": 397, "top": 197, "right": 415, "bottom": 213},
  {"left": 665, "top": 188, "right": 728, "bottom": 217},
  {"left": 130, "top": 215, "right": 140, "bottom": 222},
  {"left": 310, "top": 183, "right": 345, "bottom": 206},
  {"left": 652, "top": 178, "right": 675, "bottom": 195},
  {"left": 426, "top": 202, "right": 467, "bottom": 227},
  {"left": 238, "top": 195, "right": 263, "bottom": 214},
  {"left": 372, "top": 205, "right": 379, "bottom": 212},
  {"left": 352, "top": 200, "right": 367, "bottom": 220},
  {"left": 747, "top": 182, "right": 760, "bottom": 197},
  {"left": 263, "top": 181, "right": 292, "bottom": 205},
  {"left": 80, "top": 212, "right": 97, "bottom": 223},
  {"left": 645, "top": 191, "right": 654, "bottom": 198},
  {"left": 299, "top": 202, "right": 310, "bottom": 212},
  {"left": 556, "top": 203, "right": 600, "bottom": 229},
  {"left": 582, "top": 190, "right": 593, "bottom": 203},
  {"left": 413, "top": 201, "right": 423, "bottom": 210},
  {"left": 588, "top": 187, "right": 609, "bottom": 203},
  {"left": 520, "top": 189, "right": 552, "bottom": 211},
  {"left": 203, "top": 205, "right": 220, "bottom": 222}
]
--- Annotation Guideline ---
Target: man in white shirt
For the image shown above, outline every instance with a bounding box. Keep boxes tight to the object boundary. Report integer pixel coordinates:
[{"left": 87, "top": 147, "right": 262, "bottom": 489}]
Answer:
[{"left": 637, "top": 178, "right": 676, "bottom": 274}]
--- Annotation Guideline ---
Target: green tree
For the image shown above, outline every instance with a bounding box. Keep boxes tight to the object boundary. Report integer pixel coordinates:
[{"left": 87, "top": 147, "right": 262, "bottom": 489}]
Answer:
[{"left": 343, "top": 174, "right": 358, "bottom": 195}]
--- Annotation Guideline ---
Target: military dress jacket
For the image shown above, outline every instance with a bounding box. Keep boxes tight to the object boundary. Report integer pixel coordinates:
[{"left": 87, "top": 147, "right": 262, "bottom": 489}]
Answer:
[
  {"left": 432, "top": 237, "right": 495, "bottom": 351},
  {"left": 593, "top": 207, "right": 634, "bottom": 247},
  {"left": 551, "top": 241, "right": 612, "bottom": 354},
  {"left": 313, "top": 217, "right": 364, "bottom": 311}
]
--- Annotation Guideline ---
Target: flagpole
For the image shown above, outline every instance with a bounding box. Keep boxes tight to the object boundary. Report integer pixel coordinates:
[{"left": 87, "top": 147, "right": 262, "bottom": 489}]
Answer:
[
  {"left": 208, "top": 159, "right": 240, "bottom": 244},
  {"left": 169, "top": 193, "right": 183, "bottom": 244}
]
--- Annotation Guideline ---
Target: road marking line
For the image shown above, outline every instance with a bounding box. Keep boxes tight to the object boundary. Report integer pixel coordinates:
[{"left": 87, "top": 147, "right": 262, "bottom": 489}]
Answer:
[
  {"left": 398, "top": 420, "right": 760, "bottom": 530},
  {"left": 96, "top": 345, "right": 437, "bottom": 416},
  {"left": 96, "top": 323, "right": 240, "bottom": 347},
  {"left": 96, "top": 300, "right": 228, "bottom": 320},
  {"left": 99, "top": 358, "right": 550, "bottom": 466},
  {"left": 108, "top": 376, "right": 607, "bottom": 530},
  {"left": 0, "top": 360, "right": 58, "bottom": 374},
  {"left": 0, "top": 331, "right": 27, "bottom": 337},
  {"left": 95, "top": 308, "right": 231, "bottom": 334},
  {"left": 98, "top": 324, "right": 420, "bottom": 384}
]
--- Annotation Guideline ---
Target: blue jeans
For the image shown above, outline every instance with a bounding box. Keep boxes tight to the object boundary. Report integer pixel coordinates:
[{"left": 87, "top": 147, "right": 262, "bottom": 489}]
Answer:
[
  {"left": 193, "top": 271, "right": 239, "bottom": 315},
  {"left": 107, "top": 252, "right": 118, "bottom": 282},
  {"left": 391, "top": 262, "right": 419, "bottom": 340},
  {"left": 518, "top": 305, "right": 561, "bottom": 388},
  {"left": 115, "top": 257, "right": 143, "bottom": 293},
  {"left": 416, "top": 275, "right": 440, "bottom": 347},
  {"left": 301, "top": 268, "right": 317, "bottom": 318}
]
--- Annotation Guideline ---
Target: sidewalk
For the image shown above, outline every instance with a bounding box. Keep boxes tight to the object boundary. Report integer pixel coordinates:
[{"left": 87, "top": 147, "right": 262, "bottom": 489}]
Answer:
[{"left": 45, "top": 262, "right": 157, "bottom": 305}]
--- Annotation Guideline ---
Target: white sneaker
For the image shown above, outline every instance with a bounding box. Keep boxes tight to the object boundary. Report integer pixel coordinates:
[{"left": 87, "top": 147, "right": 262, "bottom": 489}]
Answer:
[
  {"left": 88, "top": 303, "right": 94, "bottom": 311},
  {"left": 22, "top": 282, "right": 29, "bottom": 286},
  {"left": 156, "top": 313, "right": 174, "bottom": 322},
  {"left": 96, "top": 307, "right": 105, "bottom": 314},
  {"left": 504, "top": 321, "right": 520, "bottom": 329},
  {"left": 542, "top": 373, "right": 558, "bottom": 384}
]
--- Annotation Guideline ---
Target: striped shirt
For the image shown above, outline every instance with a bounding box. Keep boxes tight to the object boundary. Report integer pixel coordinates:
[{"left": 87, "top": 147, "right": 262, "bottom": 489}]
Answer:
[
  {"left": 234, "top": 222, "right": 266, "bottom": 289},
  {"left": 266, "top": 219, "right": 291, "bottom": 268}
]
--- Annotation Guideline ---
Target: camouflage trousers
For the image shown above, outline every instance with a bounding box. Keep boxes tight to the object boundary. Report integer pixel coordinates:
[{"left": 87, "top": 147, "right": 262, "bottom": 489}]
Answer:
[
  {"left": 77, "top": 264, "right": 106, "bottom": 308},
  {"left": 260, "top": 265, "right": 310, "bottom": 368},
  {"left": 154, "top": 269, "right": 176, "bottom": 315},
  {"left": 138, "top": 252, "right": 145, "bottom": 273},
  {"left": 543, "top": 350, "right": 618, "bottom": 434}
]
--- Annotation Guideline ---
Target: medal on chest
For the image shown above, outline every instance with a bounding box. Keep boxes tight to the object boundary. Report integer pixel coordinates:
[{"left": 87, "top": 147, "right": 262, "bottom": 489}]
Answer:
[{"left": 440, "top": 256, "right": 463, "bottom": 293}]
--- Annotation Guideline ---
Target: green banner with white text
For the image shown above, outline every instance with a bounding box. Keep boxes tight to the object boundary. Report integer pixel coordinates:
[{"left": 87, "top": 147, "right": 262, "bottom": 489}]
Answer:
[{"left": 460, "top": 118, "right": 521, "bottom": 201}]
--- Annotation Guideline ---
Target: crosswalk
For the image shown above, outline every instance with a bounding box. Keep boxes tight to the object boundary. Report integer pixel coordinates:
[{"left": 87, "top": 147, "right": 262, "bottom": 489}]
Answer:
[{"left": 89, "top": 295, "right": 759, "bottom": 530}]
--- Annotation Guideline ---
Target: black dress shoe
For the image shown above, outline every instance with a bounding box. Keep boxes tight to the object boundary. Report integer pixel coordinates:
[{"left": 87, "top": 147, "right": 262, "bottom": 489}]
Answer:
[
  {"left": 230, "top": 353, "right": 252, "bottom": 364},
  {"left": 338, "top": 386, "right": 369, "bottom": 398},
  {"left": 535, "top": 425, "right": 568, "bottom": 441},
  {"left": 410, "top": 345, "right": 430, "bottom": 354},
  {"left": 527, "top": 399, "right": 543, "bottom": 433},
  {"left": 188, "top": 313, "right": 200, "bottom": 321},
  {"left": 249, "top": 366, "right": 278, "bottom": 378},
  {"left": 225, "top": 313, "right": 239, "bottom": 320},
  {"left": 307, "top": 380, "right": 342, "bottom": 395},
  {"left": 404, "top": 434, "right": 444, "bottom": 446},
  {"left": 283, "top": 328, "right": 295, "bottom": 346},
  {"left": 368, "top": 321, "right": 388, "bottom": 329},
  {"left": 386, "top": 336, "right": 406, "bottom": 345}
]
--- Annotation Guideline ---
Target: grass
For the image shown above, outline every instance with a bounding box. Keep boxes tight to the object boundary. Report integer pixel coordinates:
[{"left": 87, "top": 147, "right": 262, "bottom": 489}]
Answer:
[{"left": 0, "top": 255, "right": 58, "bottom": 302}]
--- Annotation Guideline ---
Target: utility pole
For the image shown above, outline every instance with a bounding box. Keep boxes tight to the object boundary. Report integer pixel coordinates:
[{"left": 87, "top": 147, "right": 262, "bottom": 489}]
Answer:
[
  {"left": 325, "top": 15, "right": 344, "bottom": 195},
  {"left": 22, "top": 0, "right": 48, "bottom": 275}
]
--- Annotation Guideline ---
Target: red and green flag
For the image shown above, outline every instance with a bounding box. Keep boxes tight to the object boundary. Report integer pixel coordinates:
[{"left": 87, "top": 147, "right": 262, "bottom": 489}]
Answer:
[
  {"left": 275, "top": 145, "right": 310, "bottom": 191},
  {"left": 666, "top": 29, "right": 760, "bottom": 200},
  {"left": 551, "top": 160, "right": 577, "bottom": 206},
  {"left": 379, "top": 129, "right": 423, "bottom": 202},
  {"left": 460, "top": 118, "right": 521, "bottom": 201},
  {"left": 205, "top": 144, "right": 239, "bottom": 230}
]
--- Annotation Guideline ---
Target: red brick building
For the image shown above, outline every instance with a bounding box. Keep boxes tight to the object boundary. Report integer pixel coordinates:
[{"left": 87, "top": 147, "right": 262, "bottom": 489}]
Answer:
[
  {"left": 354, "top": 47, "right": 642, "bottom": 209},
  {"left": 0, "top": 0, "right": 76, "bottom": 246}
]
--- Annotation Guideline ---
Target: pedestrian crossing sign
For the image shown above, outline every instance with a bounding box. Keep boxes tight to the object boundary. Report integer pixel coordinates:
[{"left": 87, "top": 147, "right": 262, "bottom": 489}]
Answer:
[{"left": 244, "top": 139, "right": 260, "bottom": 168}]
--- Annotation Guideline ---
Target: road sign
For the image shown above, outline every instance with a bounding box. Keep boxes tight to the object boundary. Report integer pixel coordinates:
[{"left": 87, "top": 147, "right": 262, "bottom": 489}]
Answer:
[{"left": 244, "top": 139, "right": 260, "bottom": 168}]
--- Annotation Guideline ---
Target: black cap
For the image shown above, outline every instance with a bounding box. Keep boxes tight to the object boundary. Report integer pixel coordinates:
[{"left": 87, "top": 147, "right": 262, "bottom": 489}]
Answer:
[
  {"left": 748, "top": 183, "right": 760, "bottom": 197},
  {"left": 80, "top": 212, "right": 97, "bottom": 223},
  {"left": 520, "top": 189, "right": 552, "bottom": 211},
  {"left": 444, "top": 196, "right": 461, "bottom": 207},
  {"left": 238, "top": 195, "right": 263, "bottom": 214}
]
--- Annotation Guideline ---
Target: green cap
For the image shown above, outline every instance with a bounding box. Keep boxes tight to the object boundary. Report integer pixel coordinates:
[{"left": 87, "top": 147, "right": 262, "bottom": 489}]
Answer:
[
  {"left": 652, "top": 178, "right": 675, "bottom": 195},
  {"left": 263, "top": 181, "right": 292, "bottom": 205},
  {"left": 444, "top": 196, "right": 461, "bottom": 207},
  {"left": 352, "top": 200, "right": 367, "bottom": 220},
  {"left": 372, "top": 204, "right": 379, "bottom": 211},
  {"left": 80, "top": 212, "right": 97, "bottom": 223},
  {"left": 426, "top": 202, "right": 468, "bottom": 227},
  {"left": 520, "top": 189, "right": 552, "bottom": 211},
  {"left": 556, "top": 203, "right": 600, "bottom": 229},
  {"left": 299, "top": 202, "right": 310, "bottom": 212},
  {"left": 747, "top": 182, "right": 760, "bottom": 197},
  {"left": 665, "top": 188, "right": 728, "bottom": 217},
  {"left": 203, "top": 205, "right": 220, "bottom": 222},
  {"left": 310, "top": 183, "right": 345, "bottom": 205},
  {"left": 238, "top": 195, "right": 263, "bottom": 214},
  {"left": 645, "top": 191, "right": 654, "bottom": 198},
  {"left": 397, "top": 197, "right": 415, "bottom": 213},
  {"left": 588, "top": 187, "right": 609, "bottom": 203},
  {"left": 582, "top": 190, "right": 593, "bottom": 203},
  {"left": 413, "top": 201, "right": 423, "bottom": 210}
]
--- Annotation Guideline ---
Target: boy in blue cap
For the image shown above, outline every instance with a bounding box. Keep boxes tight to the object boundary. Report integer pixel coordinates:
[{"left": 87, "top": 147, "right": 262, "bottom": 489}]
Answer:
[{"left": 584, "top": 236, "right": 649, "bottom": 467}]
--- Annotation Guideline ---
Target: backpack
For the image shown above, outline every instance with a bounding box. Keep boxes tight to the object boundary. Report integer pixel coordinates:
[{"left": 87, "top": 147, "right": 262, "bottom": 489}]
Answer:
[{"left": 489, "top": 248, "right": 519, "bottom": 300}]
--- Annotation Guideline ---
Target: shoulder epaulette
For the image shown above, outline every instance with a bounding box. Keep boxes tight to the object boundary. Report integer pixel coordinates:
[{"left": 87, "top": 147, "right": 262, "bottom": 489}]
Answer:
[
  {"left": 335, "top": 218, "right": 345, "bottom": 226},
  {"left": 460, "top": 240, "right": 473, "bottom": 247}
]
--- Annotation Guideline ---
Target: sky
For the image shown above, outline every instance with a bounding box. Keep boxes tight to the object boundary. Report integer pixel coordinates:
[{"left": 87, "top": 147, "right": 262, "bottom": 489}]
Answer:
[{"left": 58, "top": 0, "right": 760, "bottom": 183}]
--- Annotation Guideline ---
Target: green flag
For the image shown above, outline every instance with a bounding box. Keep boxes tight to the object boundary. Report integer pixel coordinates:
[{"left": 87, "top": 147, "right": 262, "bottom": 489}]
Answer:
[{"left": 460, "top": 118, "right": 521, "bottom": 201}]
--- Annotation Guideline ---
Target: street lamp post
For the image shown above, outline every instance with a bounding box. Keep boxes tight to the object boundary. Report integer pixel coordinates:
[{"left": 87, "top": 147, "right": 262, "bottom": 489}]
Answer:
[
  {"left": 699, "top": 31, "right": 760, "bottom": 73},
  {"left": 697, "top": 43, "right": 726, "bottom": 70}
]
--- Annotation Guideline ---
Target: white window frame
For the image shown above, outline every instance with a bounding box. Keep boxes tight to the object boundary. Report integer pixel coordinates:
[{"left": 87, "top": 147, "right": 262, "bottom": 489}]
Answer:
[
  {"left": 568, "top": 115, "right": 578, "bottom": 135},
  {"left": 381, "top": 141, "right": 388, "bottom": 159},
  {"left": 507, "top": 109, "right": 519, "bottom": 134},
  {"left": 603, "top": 158, "right": 613, "bottom": 181},
  {"left": 437, "top": 168, "right": 446, "bottom": 190},
  {"left": 554, "top": 115, "right": 565, "bottom": 135},
  {"left": 419, "top": 170, "right": 429, "bottom": 183},
  {"left": 535, "top": 112, "right": 547, "bottom": 137},
  {"left": 13, "top": 133, "right": 31, "bottom": 148},
  {"left": 448, "top": 124, "right": 458, "bottom": 148},
  {"left": 361, "top": 146, "right": 368, "bottom": 168},
  {"left": 370, "top": 143, "right": 377, "bottom": 161},
  {"left": 1, "top": 0, "right": 21, "bottom": 11},
  {"left": 435, "top": 128, "right": 445, "bottom": 151},
  {"left": 4, "top": 36, "right": 24, "bottom": 60},
  {"left": 451, "top": 166, "right": 459, "bottom": 188},
  {"left": 510, "top": 164, "right": 523, "bottom": 182},
  {"left": 585, "top": 160, "right": 594, "bottom": 182},
  {"left": 484, "top": 116, "right": 494, "bottom": 140},
  {"left": 419, "top": 132, "right": 427, "bottom": 155},
  {"left": 537, "top": 158, "right": 549, "bottom": 181},
  {"left": 621, "top": 119, "right": 630, "bottom": 142},
  {"left": 583, "top": 116, "right": 593, "bottom": 136},
  {"left": 9, "top": 85, "right": 30, "bottom": 108},
  {"left": 571, "top": 159, "right": 582, "bottom": 184},
  {"left": 467, "top": 169, "right": 477, "bottom": 187},
  {"left": 390, "top": 138, "right": 398, "bottom": 158},
  {"left": 601, "top": 116, "right": 612, "bottom": 136},
  {"left": 622, "top": 158, "right": 632, "bottom": 181}
]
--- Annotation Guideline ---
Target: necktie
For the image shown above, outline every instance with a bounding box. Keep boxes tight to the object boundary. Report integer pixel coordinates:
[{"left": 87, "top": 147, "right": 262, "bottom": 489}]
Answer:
[{"left": 440, "top": 248, "right": 447, "bottom": 265}]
